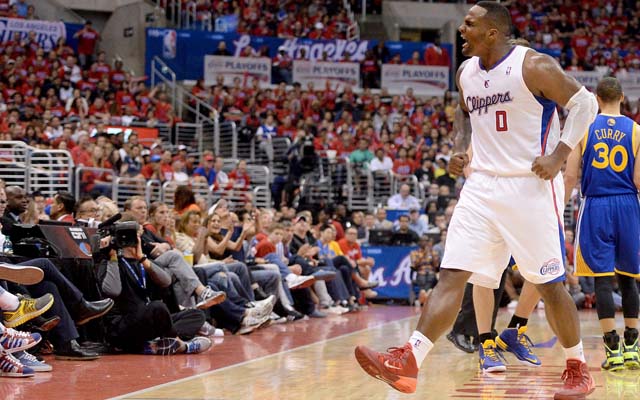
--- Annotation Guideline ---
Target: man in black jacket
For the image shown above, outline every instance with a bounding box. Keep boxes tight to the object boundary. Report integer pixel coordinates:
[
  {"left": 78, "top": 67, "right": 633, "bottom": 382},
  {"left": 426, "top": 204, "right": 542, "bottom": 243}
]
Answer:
[{"left": 98, "top": 216, "right": 211, "bottom": 355}]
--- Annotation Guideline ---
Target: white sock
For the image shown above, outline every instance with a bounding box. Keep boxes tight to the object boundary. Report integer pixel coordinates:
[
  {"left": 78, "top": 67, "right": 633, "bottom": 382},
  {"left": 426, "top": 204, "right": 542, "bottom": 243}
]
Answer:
[
  {"left": 563, "top": 341, "right": 586, "bottom": 362},
  {"left": 0, "top": 290, "right": 20, "bottom": 311},
  {"left": 408, "top": 330, "right": 434, "bottom": 366}
]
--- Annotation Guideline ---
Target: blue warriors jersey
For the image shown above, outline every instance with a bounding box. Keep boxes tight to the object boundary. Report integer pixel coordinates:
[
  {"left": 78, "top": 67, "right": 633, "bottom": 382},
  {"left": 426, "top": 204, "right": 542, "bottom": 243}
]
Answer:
[{"left": 581, "top": 114, "right": 638, "bottom": 197}]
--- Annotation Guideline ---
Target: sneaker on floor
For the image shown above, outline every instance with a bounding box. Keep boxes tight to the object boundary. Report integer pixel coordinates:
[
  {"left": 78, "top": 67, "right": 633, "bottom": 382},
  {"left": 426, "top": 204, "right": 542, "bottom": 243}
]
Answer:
[
  {"left": 270, "top": 312, "right": 288, "bottom": 324},
  {"left": 0, "top": 352, "right": 34, "bottom": 378},
  {"left": 623, "top": 329, "right": 640, "bottom": 369},
  {"left": 601, "top": 342, "right": 625, "bottom": 371},
  {"left": 286, "top": 274, "right": 315, "bottom": 290},
  {"left": 354, "top": 343, "right": 418, "bottom": 394},
  {"left": 479, "top": 340, "right": 507, "bottom": 373},
  {"left": 197, "top": 321, "right": 216, "bottom": 337},
  {"left": 185, "top": 337, "right": 212, "bottom": 354},
  {"left": 496, "top": 326, "right": 541, "bottom": 366},
  {"left": 14, "top": 351, "right": 52, "bottom": 372},
  {"left": 283, "top": 308, "right": 305, "bottom": 321},
  {"left": 246, "top": 299, "right": 275, "bottom": 320},
  {"left": 0, "top": 263, "right": 43, "bottom": 285},
  {"left": 195, "top": 286, "right": 226, "bottom": 310},
  {"left": 308, "top": 310, "right": 327, "bottom": 318},
  {"left": 253, "top": 295, "right": 276, "bottom": 310},
  {"left": 554, "top": 359, "right": 595, "bottom": 400},
  {"left": 143, "top": 337, "right": 181, "bottom": 355},
  {"left": 3, "top": 294, "right": 54, "bottom": 328},
  {"left": 0, "top": 328, "right": 41, "bottom": 353},
  {"left": 237, "top": 314, "right": 270, "bottom": 335}
]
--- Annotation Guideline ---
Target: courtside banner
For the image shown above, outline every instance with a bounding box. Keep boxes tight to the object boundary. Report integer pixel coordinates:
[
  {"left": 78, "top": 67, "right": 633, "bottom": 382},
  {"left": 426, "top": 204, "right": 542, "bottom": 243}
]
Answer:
[
  {"left": 0, "top": 17, "right": 66, "bottom": 51},
  {"left": 566, "top": 70, "right": 605, "bottom": 91},
  {"left": 363, "top": 245, "right": 416, "bottom": 299},
  {"left": 203, "top": 55, "right": 271, "bottom": 86},
  {"left": 292, "top": 60, "right": 360, "bottom": 88},
  {"left": 381, "top": 64, "right": 449, "bottom": 96}
]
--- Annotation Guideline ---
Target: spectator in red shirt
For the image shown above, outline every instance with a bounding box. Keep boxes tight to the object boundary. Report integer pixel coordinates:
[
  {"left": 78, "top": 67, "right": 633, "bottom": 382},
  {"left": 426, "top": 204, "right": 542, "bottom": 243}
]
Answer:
[
  {"left": 423, "top": 38, "right": 450, "bottom": 67},
  {"left": 337, "top": 227, "right": 377, "bottom": 297},
  {"left": 140, "top": 154, "right": 163, "bottom": 181},
  {"left": 227, "top": 159, "right": 251, "bottom": 190},
  {"left": 73, "top": 20, "right": 101, "bottom": 69},
  {"left": 570, "top": 27, "right": 591, "bottom": 61},
  {"left": 393, "top": 147, "right": 416, "bottom": 175}
]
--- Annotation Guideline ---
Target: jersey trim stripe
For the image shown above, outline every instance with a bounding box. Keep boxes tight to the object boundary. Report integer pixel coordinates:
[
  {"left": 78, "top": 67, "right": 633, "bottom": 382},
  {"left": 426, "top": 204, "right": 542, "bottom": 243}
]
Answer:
[
  {"left": 478, "top": 46, "right": 517, "bottom": 71},
  {"left": 548, "top": 180, "right": 567, "bottom": 283},
  {"left": 536, "top": 96, "right": 557, "bottom": 154},
  {"left": 633, "top": 122, "right": 639, "bottom": 156}
]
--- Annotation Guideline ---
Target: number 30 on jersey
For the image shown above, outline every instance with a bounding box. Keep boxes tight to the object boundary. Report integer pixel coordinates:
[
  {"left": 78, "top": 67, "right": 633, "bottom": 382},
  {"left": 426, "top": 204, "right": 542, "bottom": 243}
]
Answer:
[{"left": 591, "top": 142, "right": 628, "bottom": 172}]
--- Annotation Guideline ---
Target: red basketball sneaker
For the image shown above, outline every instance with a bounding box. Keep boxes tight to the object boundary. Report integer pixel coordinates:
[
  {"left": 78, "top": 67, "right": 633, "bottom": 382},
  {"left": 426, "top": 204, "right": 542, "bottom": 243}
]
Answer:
[
  {"left": 554, "top": 359, "right": 595, "bottom": 400},
  {"left": 354, "top": 343, "right": 418, "bottom": 393}
]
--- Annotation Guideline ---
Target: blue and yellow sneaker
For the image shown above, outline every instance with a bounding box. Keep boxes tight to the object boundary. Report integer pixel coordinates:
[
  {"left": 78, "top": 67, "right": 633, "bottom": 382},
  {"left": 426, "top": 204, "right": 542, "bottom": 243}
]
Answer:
[
  {"left": 602, "top": 342, "right": 625, "bottom": 372},
  {"left": 496, "top": 326, "right": 541, "bottom": 367},
  {"left": 479, "top": 340, "right": 506, "bottom": 373},
  {"left": 622, "top": 329, "right": 639, "bottom": 370}
]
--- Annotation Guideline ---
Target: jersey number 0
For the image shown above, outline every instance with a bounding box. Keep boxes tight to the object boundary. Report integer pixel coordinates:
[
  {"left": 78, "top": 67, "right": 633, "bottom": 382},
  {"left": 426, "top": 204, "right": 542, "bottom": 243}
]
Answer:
[
  {"left": 495, "top": 111, "right": 508, "bottom": 132},
  {"left": 591, "top": 142, "right": 628, "bottom": 172}
]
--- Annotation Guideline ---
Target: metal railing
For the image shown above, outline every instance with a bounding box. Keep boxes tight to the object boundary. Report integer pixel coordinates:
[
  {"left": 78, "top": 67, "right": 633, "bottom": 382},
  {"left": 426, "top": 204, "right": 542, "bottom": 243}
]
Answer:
[
  {"left": 217, "top": 121, "right": 238, "bottom": 160},
  {"left": 0, "top": 141, "right": 73, "bottom": 196},
  {"left": 347, "top": 161, "right": 373, "bottom": 211},
  {"left": 175, "top": 122, "right": 203, "bottom": 153},
  {"left": 27, "top": 149, "right": 74, "bottom": 198}
]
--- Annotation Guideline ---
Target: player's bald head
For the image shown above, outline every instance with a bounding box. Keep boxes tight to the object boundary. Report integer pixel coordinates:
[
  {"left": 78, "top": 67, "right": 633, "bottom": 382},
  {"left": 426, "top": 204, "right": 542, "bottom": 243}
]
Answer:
[
  {"left": 596, "top": 77, "right": 623, "bottom": 103},
  {"left": 475, "top": 1, "right": 512, "bottom": 36}
]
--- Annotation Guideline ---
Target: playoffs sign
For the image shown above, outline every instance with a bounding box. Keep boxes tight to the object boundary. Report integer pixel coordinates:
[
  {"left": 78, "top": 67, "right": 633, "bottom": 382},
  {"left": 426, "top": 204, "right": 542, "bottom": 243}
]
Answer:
[
  {"left": 381, "top": 64, "right": 449, "bottom": 96},
  {"left": 292, "top": 60, "right": 360, "bottom": 89},
  {"left": 204, "top": 55, "right": 271, "bottom": 86}
]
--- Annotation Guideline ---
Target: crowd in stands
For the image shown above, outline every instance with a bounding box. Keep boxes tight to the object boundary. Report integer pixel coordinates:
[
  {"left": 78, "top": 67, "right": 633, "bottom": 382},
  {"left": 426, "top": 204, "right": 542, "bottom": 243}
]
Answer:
[
  {"left": 159, "top": 0, "right": 357, "bottom": 40},
  {"left": 507, "top": 0, "right": 640, "bottom": 76}
]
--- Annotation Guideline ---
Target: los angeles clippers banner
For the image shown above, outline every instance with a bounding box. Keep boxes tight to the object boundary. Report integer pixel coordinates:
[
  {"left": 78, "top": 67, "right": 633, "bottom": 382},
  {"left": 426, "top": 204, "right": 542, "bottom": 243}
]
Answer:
[
  {"left": 0, "top": 17, "right": 67, "bottom": 51},
  {"left": 363, "top": 245, "right": 417, "bottom": 299},
  {"left": 203, "top": 55, "right": 271, "bottom": 86},
  {"left": 292, "top": 60, "right": 360, "bottom": 89},
  {"left": 381, "top": 64, "right": 449, "bottom": 96},
  {"left": 566, "top": 70, "right": 606, "bottom": 91},
  {"left": 145, "top": 27, "right": 453, "bottom": 83}
]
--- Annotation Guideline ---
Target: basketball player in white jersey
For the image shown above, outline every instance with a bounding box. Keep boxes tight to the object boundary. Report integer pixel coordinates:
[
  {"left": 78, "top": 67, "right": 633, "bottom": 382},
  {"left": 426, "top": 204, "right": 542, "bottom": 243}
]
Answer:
[{"left": 354, "top": 2, "right": 598, "bottom": 399}]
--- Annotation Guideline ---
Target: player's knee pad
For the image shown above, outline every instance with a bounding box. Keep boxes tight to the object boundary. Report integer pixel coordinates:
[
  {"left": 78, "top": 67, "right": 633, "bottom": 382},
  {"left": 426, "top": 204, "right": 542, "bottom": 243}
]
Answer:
[
  {"left": 594, "top": 276, "right": 616, "bottom": 320},
  {"left": 616, "top": 273, "right": 639, "bottom": 319}
]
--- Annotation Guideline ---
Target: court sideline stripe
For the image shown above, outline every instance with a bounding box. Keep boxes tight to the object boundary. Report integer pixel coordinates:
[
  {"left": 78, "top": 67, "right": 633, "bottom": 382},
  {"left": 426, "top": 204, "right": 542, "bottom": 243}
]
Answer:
[{"left": 108, "top": 314, "right": 419, "bottom": 400}]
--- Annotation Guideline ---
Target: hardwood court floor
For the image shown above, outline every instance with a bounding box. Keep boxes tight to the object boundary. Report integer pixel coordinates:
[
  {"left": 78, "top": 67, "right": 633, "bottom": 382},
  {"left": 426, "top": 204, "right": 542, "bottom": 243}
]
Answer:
[
  {"left": 2, "top": 306, "right": 638, "bottom": 400},
  {"left": 115, "top": 307, "right": 636, "bottom": 400}
]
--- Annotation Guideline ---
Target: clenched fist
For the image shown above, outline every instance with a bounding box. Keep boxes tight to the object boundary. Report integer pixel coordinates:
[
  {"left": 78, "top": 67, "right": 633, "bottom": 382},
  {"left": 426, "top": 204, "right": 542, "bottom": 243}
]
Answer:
[
  {"left": 449, "top": 152, "right": 469, "bottom": 176},
  {"left": 531, "top": 154, "right": 563, "bottom": 180}
]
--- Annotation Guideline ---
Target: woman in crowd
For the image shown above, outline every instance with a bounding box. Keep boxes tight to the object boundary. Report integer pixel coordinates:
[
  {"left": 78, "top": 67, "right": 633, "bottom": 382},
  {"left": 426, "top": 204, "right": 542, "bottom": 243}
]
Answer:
[
  {"left": 174, "top": 185, "right": 201, "bottom": 217},
  {"left": 145, "top": 202, "right": 176, "bottom": 247}
]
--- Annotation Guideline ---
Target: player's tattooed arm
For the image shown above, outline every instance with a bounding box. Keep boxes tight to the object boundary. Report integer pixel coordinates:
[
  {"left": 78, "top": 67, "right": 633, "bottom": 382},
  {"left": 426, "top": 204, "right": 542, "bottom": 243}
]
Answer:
[
  {"left": 449, "top": 60, "right": 471, "bottom": 176},
  {"left": 452, "top": 105, "right": 472, "bottom": 154}
]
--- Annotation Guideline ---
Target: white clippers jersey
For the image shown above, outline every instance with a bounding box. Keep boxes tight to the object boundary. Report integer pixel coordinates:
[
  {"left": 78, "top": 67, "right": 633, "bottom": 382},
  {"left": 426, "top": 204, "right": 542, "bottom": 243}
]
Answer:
[{"left": 459, "top": 45, "right": 560, "bottom": 176}]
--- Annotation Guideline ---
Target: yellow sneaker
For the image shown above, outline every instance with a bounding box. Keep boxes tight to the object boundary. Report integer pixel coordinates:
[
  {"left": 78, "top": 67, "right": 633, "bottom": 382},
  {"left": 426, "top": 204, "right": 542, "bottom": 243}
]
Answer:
[{"left": 3, "top": 294, "right": 54, "bottom": 328}]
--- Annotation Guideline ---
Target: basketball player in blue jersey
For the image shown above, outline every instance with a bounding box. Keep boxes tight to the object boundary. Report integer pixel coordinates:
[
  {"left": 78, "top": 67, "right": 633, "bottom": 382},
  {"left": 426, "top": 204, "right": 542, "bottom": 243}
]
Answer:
[
  {"left": 564, "top": 77, "right": 640, "bottom": 372},
  {"left": 354, "top": 2, "right": 598, "bottom": 399}
]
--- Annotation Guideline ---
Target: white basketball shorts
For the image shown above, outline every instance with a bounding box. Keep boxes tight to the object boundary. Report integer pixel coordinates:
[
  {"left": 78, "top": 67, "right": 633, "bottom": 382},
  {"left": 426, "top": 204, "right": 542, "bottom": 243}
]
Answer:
[{"left": 441, "top": 172, "right": 566, "bottom": 289}]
